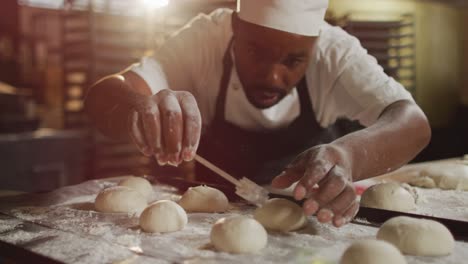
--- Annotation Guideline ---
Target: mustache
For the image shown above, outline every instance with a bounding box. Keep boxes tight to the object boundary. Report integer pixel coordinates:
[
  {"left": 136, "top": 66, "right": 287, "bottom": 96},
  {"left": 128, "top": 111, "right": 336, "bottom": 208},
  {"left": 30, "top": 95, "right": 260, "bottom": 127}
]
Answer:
[{"left": 255, "top": 86, "right": 288, "bottom": 96}]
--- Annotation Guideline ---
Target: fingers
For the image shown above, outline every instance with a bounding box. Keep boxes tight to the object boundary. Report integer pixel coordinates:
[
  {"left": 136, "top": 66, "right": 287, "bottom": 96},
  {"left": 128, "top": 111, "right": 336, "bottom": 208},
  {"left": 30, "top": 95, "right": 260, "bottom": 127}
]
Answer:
[
  {"left": 270, "top": 169, "right": 303, "bottom": 189},
  {"left": 298, "top": 165, "right": 356, "bottom": 227},
  {"left": 314, "top": 184, "right": 357, "bottom": 226},
  {"left": 317, "top": 208, "right": 334, "bottom": 223},
  {"left": 128, "top": 110, "right": 152, "bottom": 156},
  {"left": 270, "top": 146, "right": 314, "bottom": 189},
  {"left": 302, "top": 168, "right": 347, "bottom": 217},
  {"left": 303, "top": 199, "right": 320, "bottom": 216},
  {"left": 176, "top": 91, "right": 201, "bottom": 162},
  {"left": 132, "top": 90, "right": 201, "bottom": 167},
  {"left": 159, "top": 90, "right": 183, "bottom": 166},
  {"left": 313, "top": 166, "right": 347, "bottom": 206},
  {"left": 344, "top": 202, "right": 360, "bottom": 220},
  {"left": 333, "top": 201, "right": 359, "bottom": 227},
  {"left": 315, "top": 184, "right": 356, "bottom": 225},
  {"left": 276, "top": 145, "right": 357, "bottom": 227},
  {"left": 141, "top": 105, "right": 162, "bottom": 156},
  {"left": 294, "top": 160, "right": 334, "bottom": 200},
  {"left": 325, "top": 185, "right": 357, "bottom": 216}
]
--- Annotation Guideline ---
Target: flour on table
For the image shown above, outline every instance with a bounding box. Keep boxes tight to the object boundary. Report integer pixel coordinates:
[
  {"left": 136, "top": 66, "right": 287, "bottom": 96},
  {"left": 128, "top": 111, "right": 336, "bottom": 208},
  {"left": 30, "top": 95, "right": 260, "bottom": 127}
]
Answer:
[
  {"left": 0, "top": 229, "right": 47, "bottom": 245},
  {"left": 408, "top": 163, "right": 468, "bottom": 191},
  {"left": 1, "top": 178, "right": 468, "bottom": 264}
]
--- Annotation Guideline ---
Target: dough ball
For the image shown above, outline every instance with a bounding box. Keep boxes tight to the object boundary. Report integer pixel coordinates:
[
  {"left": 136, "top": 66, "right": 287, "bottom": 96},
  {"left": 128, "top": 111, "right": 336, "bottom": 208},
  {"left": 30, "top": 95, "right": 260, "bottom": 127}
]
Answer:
[
  {"left": 408, "top": 176, "right": 436, "bottom": 189},
  {"left": 210, "top": 216, "right": 267, "bottom": 254},
  {"left": 340, "top": 239, "right": 406, "bottom": 264},
  {"left": 94, "top": 186, "right": 147, "bottom": 214},
  {"left": 139, "top": 200, "right": 187, "bottom": 233},
  {"left": 360, "top": 182, "right": 415, "bottom": 212},
  {"left": 178, "top": 185, "right": 229, "bottom": 213},
  {"left": 253, "top": 198, "right": 307, "bottom": 232},
  {"left": 419, "top": 163, "right": 468, "bottom": 190},
  {"left": 377, "top": 216, "right": 454, "bottom": 256},
  {"left": 118, "top": 176, "right": 153, "bottom": 200}
]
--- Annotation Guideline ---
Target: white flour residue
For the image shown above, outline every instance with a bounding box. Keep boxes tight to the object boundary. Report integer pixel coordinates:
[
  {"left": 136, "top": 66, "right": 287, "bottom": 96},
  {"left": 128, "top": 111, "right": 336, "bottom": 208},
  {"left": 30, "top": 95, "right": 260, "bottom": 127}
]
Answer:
[
  {"left": 0, "top": 222, "right": 16, "bottom": 233},
  {"left": 413, "top": 188, "right": 468, "bottom": 220},
  {"left": 1, "top": 178, "right": 467, "bottom": 263},
  {"left": 0, "top": 218, "right": 22, "bottom": 233},
  {"left": 9, "top": 207, "right": 50, "bottom": 222},
  {"left": 54, "top": 194, "right": 96, "bottom": 207},
  {"left": 0, "top": 229, "right": 46, "bottom": 245},
  {"left": 95, "top": 180, "right": 115, "bottom": 190},
  {"left": 31, "top": 231, "right": 136, "bottom": 264},
  {"left": 115, "top": 234, "right": 141, "bottom": 248},
  {"left": 87, "top": 224, "right": 113, "bottom": 236}
]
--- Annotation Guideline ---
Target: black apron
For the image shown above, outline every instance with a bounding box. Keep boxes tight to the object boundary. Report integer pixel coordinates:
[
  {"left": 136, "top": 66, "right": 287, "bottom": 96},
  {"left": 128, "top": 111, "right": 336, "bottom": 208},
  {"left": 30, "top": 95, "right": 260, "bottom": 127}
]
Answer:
[{"left": 195, "top": 38, "right": 359, "bottom": 186}]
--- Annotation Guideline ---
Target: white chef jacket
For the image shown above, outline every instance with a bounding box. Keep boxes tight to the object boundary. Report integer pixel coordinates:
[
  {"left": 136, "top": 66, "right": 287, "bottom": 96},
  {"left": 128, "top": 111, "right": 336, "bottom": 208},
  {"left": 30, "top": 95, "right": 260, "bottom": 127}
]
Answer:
[{"left": 130, "top": 9, "right": 413, "bottom": 131}]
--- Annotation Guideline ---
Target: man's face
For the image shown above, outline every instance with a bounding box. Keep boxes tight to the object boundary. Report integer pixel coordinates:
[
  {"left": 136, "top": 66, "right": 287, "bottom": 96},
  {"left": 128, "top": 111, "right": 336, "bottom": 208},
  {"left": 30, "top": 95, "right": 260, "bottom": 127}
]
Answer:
[{"left": 232, "top": 14, "right": 317, "bottom": 109}]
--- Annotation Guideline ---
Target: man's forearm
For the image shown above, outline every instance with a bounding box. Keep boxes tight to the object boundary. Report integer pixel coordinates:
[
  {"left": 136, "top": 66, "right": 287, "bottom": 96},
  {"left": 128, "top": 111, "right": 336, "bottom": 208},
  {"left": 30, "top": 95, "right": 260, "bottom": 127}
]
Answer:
[
  {"left": 333, "top": 100, "right": 431, "bottom": 182},
  {"left": 84, "top": 74, "right": 148, "bottom": 141}
]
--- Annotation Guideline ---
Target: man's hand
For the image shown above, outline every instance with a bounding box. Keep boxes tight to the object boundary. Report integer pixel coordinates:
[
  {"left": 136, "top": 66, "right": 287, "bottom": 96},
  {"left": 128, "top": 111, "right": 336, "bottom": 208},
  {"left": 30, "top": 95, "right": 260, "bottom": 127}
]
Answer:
[
  {"left": 271, "top": 144, "right": 359, "bottom": 227},
  {"left": 128, "top": 89, "right": 202, "bottom": 167}
]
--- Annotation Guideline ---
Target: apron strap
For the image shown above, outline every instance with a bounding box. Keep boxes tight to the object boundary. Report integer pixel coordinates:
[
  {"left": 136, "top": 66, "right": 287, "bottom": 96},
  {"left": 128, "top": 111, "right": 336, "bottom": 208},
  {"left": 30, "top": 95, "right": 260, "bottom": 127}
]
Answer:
[
  {"left": 214, "top": 38, "right": 234, "bottom": 122},
  {"left": 296, "top": 77, "right": 314, "bottom": 120}
]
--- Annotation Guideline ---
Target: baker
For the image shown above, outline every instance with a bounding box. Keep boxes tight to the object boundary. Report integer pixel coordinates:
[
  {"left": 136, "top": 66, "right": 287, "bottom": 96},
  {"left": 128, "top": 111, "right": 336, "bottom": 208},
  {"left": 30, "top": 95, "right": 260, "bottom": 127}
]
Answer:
[{"left": 84, "top": 0, "right": 431, "bottom": 227}]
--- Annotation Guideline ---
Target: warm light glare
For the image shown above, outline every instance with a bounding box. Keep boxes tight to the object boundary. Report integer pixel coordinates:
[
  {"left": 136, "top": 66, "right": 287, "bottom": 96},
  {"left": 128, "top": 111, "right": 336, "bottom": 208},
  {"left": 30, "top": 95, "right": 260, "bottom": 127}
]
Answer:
[{"left": 143, "top": 0, "right": 169, "bottom": 9}]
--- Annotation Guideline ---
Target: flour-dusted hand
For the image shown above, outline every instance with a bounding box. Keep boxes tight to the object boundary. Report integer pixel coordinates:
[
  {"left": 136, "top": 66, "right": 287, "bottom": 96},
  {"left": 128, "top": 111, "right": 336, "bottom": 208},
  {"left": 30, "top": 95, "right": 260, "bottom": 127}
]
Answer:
[
  {"left": 128, "top": 89, "right": 201, "bottom": 166},
  {"left": 271, "top": 144, "right": 359, "bottom": 227}
]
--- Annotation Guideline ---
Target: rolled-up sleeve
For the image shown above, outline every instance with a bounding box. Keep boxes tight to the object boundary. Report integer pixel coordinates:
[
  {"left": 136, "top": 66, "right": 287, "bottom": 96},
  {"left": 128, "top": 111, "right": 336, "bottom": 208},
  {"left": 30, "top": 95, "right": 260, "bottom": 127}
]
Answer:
[
  {"left": 130, "top": 56, "right": 169, "bottom": 94},
  {"left": 329, "top": 40, "right": 414, "bottom": 127},
  {"left": 129, "top": 11, "right": 227, "bottom": 96}
]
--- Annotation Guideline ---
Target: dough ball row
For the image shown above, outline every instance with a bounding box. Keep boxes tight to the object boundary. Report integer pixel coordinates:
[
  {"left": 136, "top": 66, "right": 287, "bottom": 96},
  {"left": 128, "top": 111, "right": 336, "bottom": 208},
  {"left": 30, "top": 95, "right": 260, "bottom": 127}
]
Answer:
[
  {"left": 93, "top": 177, "right": 455, "bottom": 259},
  {"left": 93, "top": 178, "right": 307, "bottom": 254},
  {"left": 344, "top": 181, "right": 455, "bottom": 263},
  {"left": 409, "top": 163, "right": 468, "bottom": 191},
  {"left": 360, "top": 162, "right": 468, "bottom": 215},
  {"left": 93, "top": 178, "right": 231, "bottom": 233},
  {"left": 341, "top": 216, "right": 455, "bottom": 264}
]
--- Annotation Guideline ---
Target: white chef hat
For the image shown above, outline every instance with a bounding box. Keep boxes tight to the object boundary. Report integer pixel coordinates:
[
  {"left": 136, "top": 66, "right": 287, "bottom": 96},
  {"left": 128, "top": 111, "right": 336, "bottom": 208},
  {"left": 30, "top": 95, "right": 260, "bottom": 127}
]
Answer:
[{"left": 237, "top": 0, "right": 329, "bottom": 36}]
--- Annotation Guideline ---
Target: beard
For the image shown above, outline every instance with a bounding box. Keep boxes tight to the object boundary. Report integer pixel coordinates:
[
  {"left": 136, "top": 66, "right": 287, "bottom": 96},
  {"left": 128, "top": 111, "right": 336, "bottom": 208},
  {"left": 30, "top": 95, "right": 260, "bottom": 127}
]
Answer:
[{"left": 244, "top": 86, "right": 289, "bottom": 109}]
